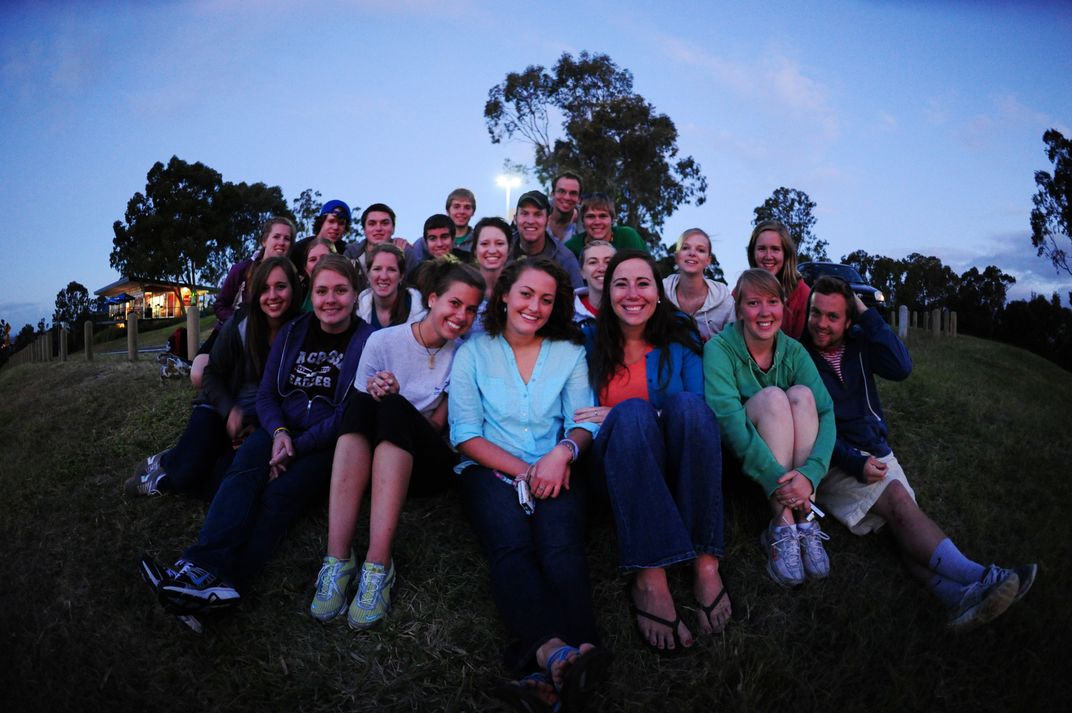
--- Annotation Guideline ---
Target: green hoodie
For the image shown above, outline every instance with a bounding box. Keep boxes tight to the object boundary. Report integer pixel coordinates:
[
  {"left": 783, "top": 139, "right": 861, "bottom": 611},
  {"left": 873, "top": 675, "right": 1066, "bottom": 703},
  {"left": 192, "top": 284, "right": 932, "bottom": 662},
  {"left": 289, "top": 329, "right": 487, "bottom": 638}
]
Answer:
[{"left": 703, "top": 322, "right": 835, "bottom": 497}]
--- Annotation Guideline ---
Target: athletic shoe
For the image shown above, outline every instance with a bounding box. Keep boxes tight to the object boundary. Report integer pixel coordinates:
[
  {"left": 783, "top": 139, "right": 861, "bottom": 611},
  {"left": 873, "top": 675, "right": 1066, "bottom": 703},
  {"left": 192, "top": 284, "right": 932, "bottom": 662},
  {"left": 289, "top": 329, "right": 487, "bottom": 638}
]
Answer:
[
  {"left": 797, "top": 521, "right": 831, "bottom": 579},
  {"left": 124, "top": 457, "right": 169, "bottom": 497},
  {"left": 139, "top": 553, "right": 178, "bottom": 590},
  {"left": 309, "top": 552, "right": 357, "bottom": 622},
  {"left": 159, "top": 559, "right": 241, "bottom": 613},
  {"left": 347, "top": 560, "right": 396, "bottom": 630},
  {"left": 947, "top": 565, "right": 1019, "bottom": 632},
  {"left": 760, "top": 524, "right": 804, "bottom": 587},
  {"left": 989, "top": 563, "right": 1038, "bottom": 604}
]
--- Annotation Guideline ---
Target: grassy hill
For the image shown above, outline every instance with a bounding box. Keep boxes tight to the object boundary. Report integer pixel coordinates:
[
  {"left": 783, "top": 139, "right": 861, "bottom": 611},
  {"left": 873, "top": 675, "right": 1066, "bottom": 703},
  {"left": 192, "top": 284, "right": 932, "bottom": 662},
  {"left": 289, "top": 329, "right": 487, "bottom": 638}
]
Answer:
[{"left": 0, "top": 330, "right": 1066, "bottom": 712}]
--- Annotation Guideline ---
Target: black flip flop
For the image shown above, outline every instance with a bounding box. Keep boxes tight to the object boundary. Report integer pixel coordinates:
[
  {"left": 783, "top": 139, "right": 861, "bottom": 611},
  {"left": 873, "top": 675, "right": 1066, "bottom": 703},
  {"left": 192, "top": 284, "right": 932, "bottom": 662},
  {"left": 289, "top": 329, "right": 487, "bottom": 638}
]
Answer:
[{"left": 697, "top": 587, "right": 731, "bottom": 634}]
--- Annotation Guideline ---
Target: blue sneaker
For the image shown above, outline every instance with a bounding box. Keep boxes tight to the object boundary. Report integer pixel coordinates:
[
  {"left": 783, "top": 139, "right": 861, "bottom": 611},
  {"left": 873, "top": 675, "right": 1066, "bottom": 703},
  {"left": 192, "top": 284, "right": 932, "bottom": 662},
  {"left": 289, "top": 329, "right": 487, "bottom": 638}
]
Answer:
[
  {"left": 309, "top": 552, "right": 357, "bottom": 622},
  {"left": 347, "top": 560, "right": 396, "bottom": 630},
  {"left": 159, "top": 559, "right": 241, "bottom": 613},
  {"left": 760, "top": 524, "right": 804, "bottom": 587}
]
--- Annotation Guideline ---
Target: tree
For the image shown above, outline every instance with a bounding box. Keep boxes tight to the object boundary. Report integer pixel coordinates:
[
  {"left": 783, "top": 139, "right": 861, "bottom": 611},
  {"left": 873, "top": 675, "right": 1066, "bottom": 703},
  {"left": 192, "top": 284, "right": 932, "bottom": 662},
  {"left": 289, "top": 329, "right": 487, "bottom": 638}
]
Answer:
[
  {"left": 52, "top": 281, "right": 91, "bottom": 329},
  {"left": 842, "top": 250, "right": 905, "bottom": 306},
  {"left": 291, "top": 188, "right": 323, "bottom": 238},
  {"left": 485, "top": 51, "right": 707, "bottom": 244},
  {"left": 110, "top": 156, "right": 290, "bottom": 310},
  {"left": 1030, "top": 129, "right": 1072, "bottom": 276},
  {"left": 951, "top": 266, "right": 1015, "bottom": 338},
  {"left": 753, "top": 187, "right": 828, "bottom": 262},
  {"left": 897, "top": 253, "right": 959, "bottom": 311}
]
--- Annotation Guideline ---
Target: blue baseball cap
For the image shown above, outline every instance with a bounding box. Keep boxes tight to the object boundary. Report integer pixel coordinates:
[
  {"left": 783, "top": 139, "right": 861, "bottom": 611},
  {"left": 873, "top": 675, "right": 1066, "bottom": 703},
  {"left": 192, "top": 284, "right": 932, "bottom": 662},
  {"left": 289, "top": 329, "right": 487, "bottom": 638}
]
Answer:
[{"left": 319, "top": 199, "right": 351, "bottom": 220}]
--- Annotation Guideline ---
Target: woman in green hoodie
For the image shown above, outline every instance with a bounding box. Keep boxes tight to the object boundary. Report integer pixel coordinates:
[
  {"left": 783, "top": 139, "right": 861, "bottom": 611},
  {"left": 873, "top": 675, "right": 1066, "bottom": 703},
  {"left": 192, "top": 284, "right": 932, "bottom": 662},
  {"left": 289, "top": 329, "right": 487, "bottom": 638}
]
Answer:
[{"left": 703, "top": 269, "right": 836, "bottom": 588}]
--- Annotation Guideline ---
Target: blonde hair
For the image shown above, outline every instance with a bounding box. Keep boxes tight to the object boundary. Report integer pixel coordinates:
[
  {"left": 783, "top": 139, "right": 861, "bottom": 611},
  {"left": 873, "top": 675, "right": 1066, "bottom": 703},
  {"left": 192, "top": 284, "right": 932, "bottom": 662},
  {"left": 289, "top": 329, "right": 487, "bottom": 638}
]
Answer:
[
  {"left": 733, "top": 268, "right": 786, "bottom": 314},
  {"left": 747, "top": 220, "right": 800, "bottom": 293}
]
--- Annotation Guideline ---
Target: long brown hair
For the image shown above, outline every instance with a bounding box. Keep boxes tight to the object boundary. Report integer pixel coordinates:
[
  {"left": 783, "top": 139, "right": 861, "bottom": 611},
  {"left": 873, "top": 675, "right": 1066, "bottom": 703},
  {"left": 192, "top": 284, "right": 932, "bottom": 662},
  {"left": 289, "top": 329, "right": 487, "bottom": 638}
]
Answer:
[
  {"left": 246, "top": 256, "right": 302, "bottom": 377},
  {"left": 482, "top": 258, "right": 582, "bottom": 344},
  {"left": 747, "top": 220, "right": 800, "bottom": 293},
  {"left": 366, "top": 243, "right": 410, "bottom": 326}
]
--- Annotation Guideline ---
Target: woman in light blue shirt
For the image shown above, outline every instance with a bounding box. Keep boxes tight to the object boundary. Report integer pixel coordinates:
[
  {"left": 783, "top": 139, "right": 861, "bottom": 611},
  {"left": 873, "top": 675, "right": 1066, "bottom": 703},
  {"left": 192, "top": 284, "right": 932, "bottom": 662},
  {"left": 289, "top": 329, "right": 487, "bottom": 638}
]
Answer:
[{"left": 449, "top": 257, "right": 611, "bottom": 713}]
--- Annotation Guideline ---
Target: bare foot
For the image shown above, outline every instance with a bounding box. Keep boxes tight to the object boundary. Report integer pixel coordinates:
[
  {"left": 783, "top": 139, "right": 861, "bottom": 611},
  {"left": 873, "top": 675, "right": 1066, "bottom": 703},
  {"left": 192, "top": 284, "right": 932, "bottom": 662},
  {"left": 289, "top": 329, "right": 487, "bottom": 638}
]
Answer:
[
  {"left": 694, "top": 555, "right": 731, "bottom": 635},
  {"left": 631, "top": 569, "right": 692, "bottom": 651}
]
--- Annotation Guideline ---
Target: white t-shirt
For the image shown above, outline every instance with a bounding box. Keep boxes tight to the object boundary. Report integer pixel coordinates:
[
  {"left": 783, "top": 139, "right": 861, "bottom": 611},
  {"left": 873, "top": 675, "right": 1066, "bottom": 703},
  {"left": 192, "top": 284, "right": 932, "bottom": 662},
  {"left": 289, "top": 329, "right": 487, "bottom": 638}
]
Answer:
[{"left": 353, "top": 322, "right": 458, "bottom": 417}]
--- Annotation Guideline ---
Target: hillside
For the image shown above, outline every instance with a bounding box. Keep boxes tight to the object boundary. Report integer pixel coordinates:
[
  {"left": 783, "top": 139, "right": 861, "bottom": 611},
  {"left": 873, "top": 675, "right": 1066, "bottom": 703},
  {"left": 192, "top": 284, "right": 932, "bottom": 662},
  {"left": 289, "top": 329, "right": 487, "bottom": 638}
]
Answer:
[{"left": 0, "top": 330, "right": 1066, "bottom": 712}]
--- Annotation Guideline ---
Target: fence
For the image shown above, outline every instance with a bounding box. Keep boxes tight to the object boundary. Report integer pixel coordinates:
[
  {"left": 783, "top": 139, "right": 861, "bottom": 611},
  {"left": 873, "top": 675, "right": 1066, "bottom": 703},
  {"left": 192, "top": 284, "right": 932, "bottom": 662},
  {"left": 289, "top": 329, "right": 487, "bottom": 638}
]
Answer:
[
  {"left": 886, "top": 305, "right": 957, "bottom": 342},
  {"left": 3, "top": 306, "right": 202, "bottom": 368}
]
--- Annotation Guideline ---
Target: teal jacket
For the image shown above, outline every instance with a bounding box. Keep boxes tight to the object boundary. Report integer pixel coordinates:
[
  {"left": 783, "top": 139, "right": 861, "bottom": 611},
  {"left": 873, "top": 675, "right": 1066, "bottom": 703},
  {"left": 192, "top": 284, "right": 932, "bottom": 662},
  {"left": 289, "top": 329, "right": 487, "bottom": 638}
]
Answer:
[
  {"left": 582, "top": 318, "right": 703, "bottom": 411},
  {"left": 703, "top": 322, "right": 835, "bottom": 496}
]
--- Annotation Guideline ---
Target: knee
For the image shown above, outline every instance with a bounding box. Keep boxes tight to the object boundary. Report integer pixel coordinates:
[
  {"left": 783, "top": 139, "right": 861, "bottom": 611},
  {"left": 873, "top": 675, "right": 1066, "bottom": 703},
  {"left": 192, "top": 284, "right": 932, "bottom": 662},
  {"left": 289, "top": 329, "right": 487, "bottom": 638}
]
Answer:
[
  {"left": 747, "top": 386, "right": 790, "bottom": 419},
  {"left": 190, "top": 354, "right": 209, "bottom": 389},
  {"left": 786, "top": 384, "right": 815, "bottom": 411},
  {"left": 604, "top": 398, "right": 658, "bottom": 433},
  {"left": 663, "top": 392, "right": 717, "bottom": 427}
]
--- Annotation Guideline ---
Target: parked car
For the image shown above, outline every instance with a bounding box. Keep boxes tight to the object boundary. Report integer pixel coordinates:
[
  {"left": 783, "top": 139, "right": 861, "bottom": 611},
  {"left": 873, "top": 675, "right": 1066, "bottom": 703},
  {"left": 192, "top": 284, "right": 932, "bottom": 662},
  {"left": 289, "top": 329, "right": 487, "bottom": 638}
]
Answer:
[{"left": 797, "top": 262, "right": 887, "bottom": 311}]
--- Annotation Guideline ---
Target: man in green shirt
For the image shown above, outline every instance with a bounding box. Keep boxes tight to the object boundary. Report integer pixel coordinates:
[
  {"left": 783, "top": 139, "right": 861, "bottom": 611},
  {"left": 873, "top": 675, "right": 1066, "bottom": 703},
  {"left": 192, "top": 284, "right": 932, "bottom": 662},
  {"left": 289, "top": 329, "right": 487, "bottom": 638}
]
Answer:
[{"left": 564, "top": 193, "right": 649, "bottom": 258}]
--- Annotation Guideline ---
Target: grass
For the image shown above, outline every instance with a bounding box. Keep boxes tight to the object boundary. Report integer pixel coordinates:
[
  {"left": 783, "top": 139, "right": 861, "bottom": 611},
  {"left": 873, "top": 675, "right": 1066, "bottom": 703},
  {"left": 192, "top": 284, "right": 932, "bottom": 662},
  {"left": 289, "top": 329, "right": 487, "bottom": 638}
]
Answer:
[{"left": 0, "top": 329, "right": 1066, "bottom": 712}]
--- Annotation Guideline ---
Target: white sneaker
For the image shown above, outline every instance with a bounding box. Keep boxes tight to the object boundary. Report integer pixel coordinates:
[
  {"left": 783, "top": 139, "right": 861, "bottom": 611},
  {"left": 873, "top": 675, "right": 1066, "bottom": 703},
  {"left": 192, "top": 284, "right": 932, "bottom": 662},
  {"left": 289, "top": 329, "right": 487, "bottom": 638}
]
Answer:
[
  {"left": 760, "top": 524, "right": 804, "bottom": 587},
  {"left": 947, "top": 566, "right": 1019, "bottom": 632},
  {"left": 797, "top": 521, "right": 831, "bottom": 579}
]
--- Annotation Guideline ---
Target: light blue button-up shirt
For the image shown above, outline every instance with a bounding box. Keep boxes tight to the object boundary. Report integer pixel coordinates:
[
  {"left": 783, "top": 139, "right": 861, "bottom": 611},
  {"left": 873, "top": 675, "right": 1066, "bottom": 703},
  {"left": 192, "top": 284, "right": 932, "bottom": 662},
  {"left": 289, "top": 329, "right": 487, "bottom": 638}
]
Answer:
[{"left": 448, "top": 333, "right": 597, "bottom": 473}]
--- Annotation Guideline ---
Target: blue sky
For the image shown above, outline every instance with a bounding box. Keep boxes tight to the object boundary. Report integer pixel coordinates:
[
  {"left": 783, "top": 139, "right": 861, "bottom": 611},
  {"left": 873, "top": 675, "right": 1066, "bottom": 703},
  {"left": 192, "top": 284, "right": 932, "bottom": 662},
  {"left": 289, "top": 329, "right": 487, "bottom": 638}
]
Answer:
[{"left": 2, "top": 0, "right": 1070, "bottom": 329}]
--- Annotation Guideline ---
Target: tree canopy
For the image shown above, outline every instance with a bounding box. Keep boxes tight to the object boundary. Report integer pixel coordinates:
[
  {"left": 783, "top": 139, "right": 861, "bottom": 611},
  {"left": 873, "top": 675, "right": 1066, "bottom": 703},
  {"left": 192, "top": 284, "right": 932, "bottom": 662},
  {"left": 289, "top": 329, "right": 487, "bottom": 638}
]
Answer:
[
  {"left": 752, "top": 187, "right": 829, "bottom": 262},
  {"left": 484, "top": 51, "right": 707, "bottom": 244},
  {"left": 1030, "top": 128, "right": 1072, "bottom": 276},
  {"left": 53, "top": 281, "right": 91, "bottom": 329},
  {"left": 110, "top": 156, "right": 290, "bottom": 308}
]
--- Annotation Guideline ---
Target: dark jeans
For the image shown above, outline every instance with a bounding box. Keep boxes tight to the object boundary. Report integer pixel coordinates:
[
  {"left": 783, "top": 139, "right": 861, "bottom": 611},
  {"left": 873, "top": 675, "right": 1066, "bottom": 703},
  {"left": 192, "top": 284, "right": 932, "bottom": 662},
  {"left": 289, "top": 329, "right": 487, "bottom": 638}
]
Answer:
[
  {"left": 459, "top": 465, "right": 599, "bottom": 675},
  {"left": 159, "top": 405, "right": 233, "bottom": 500},
  {"left": 590, "top": 393, "right": 725, "bottom": 572},
  {"left": 182, "top": 428, "right": 333, "bottom": 590}
]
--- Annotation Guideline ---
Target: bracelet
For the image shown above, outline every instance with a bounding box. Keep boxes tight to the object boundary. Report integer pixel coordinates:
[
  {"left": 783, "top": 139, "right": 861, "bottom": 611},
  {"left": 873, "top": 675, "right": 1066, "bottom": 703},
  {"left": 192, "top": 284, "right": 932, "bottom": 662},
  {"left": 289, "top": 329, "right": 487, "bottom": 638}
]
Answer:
[
  {"left": 273, "top": 427, "right": 289, "bottom": 436},
  {"left": 557, "top": 438, "right": 579, "bottom": 463}
]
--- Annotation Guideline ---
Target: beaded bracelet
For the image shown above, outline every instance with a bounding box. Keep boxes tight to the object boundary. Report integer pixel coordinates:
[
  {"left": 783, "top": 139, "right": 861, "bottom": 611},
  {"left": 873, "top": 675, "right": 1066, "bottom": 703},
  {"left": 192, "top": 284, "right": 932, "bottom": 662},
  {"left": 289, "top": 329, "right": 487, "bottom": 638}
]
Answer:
[{"left": 557, "top": 437, "right": 579, "bottom": 463}]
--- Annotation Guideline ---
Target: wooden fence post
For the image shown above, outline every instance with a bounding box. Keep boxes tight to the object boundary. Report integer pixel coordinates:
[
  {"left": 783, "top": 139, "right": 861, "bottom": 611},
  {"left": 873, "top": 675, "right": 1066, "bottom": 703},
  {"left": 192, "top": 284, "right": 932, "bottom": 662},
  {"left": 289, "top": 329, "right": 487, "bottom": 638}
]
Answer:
[
  {"left": 186, "top": 305, "right": 200, "bottom": 362},
  {"left": 950, "top": 311, "right": 957, "bottom": 337},
  {"left": 84, "top": 320, "right": 94, "bottom": 361},
  {"left": 59, "top": 328, "right": 68, "bottom": 362},
  {"left": 931, "top": 309, "right": 940, "bottom": 336},
  {"left": 127, "top": 312, "right": 138, "bottom": 361},
  {"left": 898, "top": 305, "right": 908, "bottom": 341}
]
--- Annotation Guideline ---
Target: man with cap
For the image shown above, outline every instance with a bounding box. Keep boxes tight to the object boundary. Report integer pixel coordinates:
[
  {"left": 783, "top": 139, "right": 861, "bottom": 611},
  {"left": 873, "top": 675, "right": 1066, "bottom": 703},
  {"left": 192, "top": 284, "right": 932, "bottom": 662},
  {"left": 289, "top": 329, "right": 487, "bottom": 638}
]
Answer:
[{"left": 509, "top": 190, "right": 584, "bottom": 288}]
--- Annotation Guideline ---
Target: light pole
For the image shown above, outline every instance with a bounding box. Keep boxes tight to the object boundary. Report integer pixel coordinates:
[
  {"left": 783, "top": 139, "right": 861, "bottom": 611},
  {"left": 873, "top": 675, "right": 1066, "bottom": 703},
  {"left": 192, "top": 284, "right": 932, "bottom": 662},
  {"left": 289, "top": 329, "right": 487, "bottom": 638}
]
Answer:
[{"left": 496, "top": 174, "right": 522, "bottom": 221}]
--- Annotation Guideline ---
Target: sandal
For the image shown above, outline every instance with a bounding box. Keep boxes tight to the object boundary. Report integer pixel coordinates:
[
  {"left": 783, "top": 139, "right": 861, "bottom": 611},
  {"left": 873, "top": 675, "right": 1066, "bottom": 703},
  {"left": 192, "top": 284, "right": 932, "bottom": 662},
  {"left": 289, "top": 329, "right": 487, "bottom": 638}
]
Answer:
[
  {"left": 544, "top": 645, "right": 612, "bottom": 711},
  {"left": 493, "top": 671, "right": 560, "bottom": 713},
  {"left": 696, "top": 587, "right": 732, "bottom": 635},
  {"left": 627, "top": 582, "right": 691, "bottom": 657}
]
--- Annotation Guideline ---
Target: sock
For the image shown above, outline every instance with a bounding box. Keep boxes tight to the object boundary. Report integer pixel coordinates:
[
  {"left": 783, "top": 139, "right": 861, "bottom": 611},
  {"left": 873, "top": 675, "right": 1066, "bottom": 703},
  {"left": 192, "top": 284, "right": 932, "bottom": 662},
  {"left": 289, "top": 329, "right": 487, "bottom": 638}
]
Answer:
[
  {"left": 928, "top": 538, "right": 985, "bottom": 585},
  {"left": 927, "top": 574, "right": 967, "bottom": 608}
]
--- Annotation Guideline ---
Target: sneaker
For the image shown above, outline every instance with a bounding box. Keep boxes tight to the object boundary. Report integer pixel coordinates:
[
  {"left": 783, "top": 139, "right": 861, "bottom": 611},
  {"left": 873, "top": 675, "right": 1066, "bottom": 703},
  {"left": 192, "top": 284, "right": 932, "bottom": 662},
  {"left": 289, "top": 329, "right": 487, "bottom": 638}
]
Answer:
[
  {"left": 760, "top": 524, "right": 804, "bottom": 587},
  {"left": 347, "top": 560, "right": 396, "bottom": 630},
  {"left": 139, "top": 553, "right": 178, "bottom": 590},
  {"left": 310, "top": 552, "right": 357, "bottom": 622},
  {"left": 990, "top": 563, "right": 1037, "bottom": 604},
  {"left": 797, "top": 521, "right": 831, "bottom": 579},
  {"left": 159, "top": 559, "right": 241, "bottom": 613},
  {"left": 947, "top": 565, "right": 1019, "bottom": 632},
  {"left": 124, "top": 457, "right": 169, "bottom": 497}
]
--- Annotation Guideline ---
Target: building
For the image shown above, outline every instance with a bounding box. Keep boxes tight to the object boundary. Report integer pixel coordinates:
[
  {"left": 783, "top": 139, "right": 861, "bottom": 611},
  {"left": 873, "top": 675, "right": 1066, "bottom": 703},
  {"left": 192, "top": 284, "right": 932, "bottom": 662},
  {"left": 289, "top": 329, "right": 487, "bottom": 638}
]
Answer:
[{"left": 94, "top": 276, "right": 216, "bottom": 322}]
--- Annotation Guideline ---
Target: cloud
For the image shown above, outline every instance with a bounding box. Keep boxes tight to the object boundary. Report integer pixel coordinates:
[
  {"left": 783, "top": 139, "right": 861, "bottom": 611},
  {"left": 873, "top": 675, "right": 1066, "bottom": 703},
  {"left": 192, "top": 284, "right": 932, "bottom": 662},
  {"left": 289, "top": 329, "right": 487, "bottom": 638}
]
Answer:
[{"left": 957, "top": 92, "right": 1070, "bottom": 148}]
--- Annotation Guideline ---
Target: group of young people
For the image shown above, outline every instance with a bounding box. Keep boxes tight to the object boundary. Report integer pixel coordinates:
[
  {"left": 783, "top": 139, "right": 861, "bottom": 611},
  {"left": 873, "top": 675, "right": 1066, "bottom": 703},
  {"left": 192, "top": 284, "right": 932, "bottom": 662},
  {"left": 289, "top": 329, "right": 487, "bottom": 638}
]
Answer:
[{"left": 127, "top": 174, "right": 1036, "bottom": 713}]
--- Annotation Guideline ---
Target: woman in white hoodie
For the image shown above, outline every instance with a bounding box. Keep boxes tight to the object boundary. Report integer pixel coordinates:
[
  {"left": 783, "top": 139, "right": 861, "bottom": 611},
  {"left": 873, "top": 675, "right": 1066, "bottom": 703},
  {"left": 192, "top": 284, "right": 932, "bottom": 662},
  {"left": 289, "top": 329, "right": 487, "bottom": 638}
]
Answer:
[{"left": 663, "top": 228, "right": 734, "bottom": 341}]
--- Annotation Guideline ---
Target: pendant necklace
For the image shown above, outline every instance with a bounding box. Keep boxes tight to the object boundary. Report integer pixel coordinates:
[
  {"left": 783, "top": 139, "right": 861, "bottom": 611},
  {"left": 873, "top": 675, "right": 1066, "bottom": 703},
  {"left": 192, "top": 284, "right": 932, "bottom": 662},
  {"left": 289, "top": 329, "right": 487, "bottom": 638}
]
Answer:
[{"left": 414, "top": 321, "right": 445, "bottom": 369}]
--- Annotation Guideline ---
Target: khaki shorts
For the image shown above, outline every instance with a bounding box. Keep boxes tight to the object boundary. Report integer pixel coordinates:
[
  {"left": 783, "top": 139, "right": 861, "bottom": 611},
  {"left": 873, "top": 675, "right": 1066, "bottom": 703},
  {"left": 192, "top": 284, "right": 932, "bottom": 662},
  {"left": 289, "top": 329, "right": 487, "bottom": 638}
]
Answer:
[{"left": 817, "top": 451, "right": 916, "bottom": 535}]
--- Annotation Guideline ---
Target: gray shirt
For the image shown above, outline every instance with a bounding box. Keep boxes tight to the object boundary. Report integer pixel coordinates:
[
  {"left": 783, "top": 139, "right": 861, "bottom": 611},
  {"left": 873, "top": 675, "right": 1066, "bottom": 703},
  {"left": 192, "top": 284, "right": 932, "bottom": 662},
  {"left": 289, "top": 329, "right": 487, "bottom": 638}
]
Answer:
[{"left": 353, "top": 322, "right": 458, "bottom": 417}]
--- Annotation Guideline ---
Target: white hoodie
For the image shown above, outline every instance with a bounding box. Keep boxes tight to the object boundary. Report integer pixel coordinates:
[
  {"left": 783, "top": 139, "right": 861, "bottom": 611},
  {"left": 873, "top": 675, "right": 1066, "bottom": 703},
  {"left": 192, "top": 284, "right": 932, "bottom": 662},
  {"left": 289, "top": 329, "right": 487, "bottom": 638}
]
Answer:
[{"left": 662, "top": 272, "right": 735, "bottom": 341}]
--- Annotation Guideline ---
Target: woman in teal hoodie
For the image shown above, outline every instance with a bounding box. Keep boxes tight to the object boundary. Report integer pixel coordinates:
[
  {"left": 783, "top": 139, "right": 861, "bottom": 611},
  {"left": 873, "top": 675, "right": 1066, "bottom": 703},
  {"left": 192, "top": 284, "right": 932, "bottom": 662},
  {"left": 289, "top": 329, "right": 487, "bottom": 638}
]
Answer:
[{"left": 703, "top": 269, "right": 835, "bottom": 588}]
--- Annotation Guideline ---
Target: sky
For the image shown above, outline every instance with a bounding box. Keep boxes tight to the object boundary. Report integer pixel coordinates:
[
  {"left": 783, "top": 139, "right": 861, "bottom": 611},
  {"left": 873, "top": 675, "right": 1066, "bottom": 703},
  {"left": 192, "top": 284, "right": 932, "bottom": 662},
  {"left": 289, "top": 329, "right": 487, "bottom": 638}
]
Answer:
[{"left": 2, "top": 0, "right": 1070, "bottom": 329}]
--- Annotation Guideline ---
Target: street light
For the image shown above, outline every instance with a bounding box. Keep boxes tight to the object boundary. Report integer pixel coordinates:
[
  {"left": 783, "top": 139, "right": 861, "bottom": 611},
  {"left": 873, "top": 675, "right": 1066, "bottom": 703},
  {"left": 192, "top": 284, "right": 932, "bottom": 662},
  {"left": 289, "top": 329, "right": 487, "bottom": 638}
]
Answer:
[{"left": 496, "top": 174, "right": 522, "bottom": 221}]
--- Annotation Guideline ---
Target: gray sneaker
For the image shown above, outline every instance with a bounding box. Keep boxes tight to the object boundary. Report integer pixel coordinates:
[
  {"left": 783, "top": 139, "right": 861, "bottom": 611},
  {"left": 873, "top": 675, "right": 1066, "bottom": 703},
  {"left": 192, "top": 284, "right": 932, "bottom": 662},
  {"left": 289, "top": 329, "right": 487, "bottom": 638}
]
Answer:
[
  {"left": 947, "top": 565, "right": 1019, "bottom": 632},
  {"left": 760, "top": 524, "right": 805, "bottom": 587},
  {"left": 797, "top": 521, "right": 831, "bottom": 579},
  {"left": 989, "top": 563, "right": 1037, "bottom": 604}
]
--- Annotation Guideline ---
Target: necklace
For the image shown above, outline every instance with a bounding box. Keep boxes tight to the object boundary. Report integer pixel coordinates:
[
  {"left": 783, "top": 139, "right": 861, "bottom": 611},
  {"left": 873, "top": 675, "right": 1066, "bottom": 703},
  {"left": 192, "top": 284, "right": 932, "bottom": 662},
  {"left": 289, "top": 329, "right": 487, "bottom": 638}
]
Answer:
[{"left": 414, "top": 320, "right": 445, "bottom": 369}]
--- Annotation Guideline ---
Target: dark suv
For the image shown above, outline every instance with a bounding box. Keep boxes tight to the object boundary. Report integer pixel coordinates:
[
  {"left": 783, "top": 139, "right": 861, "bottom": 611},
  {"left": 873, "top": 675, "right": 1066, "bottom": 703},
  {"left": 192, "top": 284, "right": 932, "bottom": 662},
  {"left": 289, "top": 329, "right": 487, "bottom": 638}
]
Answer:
[{"left": 797, "top": 262, "right": 887, "bottom": 311}]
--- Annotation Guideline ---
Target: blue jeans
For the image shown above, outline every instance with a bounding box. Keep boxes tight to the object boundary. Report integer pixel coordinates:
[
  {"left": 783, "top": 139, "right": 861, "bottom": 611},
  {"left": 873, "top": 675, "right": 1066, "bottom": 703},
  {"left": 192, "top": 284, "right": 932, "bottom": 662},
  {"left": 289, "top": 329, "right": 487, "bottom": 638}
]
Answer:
[
  {"left": 458, "top": 465, "right": 599, "bottom": 675},
  {"left": 159, "top": 405, "right": 233, "bottom": 499},
  {"left": 590, "top": 393, "right": 725, "bottom": 572},
  {"left": 182, "top": 428, "right": 333, "bottom": 590}
]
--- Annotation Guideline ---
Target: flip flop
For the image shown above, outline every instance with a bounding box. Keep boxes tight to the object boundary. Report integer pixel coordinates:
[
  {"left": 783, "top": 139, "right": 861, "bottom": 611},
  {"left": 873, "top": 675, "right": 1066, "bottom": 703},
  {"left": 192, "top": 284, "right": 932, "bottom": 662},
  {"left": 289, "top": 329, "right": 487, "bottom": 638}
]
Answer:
[
  {"left": 696, "top": 587, "right": 731, "bottom": 635},
  {"left": 627, "top": 583, "right": 691, "bottom": 657},
  {"left": 493, "top": 671, "right": 560, "bottom": 713},
  {"left": 544, "top": 645, "right": 613, "bottom": 711}
]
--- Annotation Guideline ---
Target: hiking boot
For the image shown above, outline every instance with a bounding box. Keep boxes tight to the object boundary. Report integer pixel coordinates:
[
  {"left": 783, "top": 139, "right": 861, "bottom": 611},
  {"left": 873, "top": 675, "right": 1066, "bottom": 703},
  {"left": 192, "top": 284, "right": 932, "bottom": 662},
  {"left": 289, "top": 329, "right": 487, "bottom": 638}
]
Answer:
[
  {"left": 347, "top": 560, "right": 396, "bottom": 630},
  {"left": 159, "top": 559, "right": 241, "bottom": 613},
  {"left": 125, "top": 456, "right": 169, "bottom": 497},
  {"left": 310, "top": 552, "right": 357, "bottom": 623},
  {"left": 947, "top": 565, "right": 1019, "bottom": 632},
  {"left": 797, "top": 521, "right": 831, "bottom": 579},
  {"left": 760, "top": 524, "right": 804, "bottom": 587}
]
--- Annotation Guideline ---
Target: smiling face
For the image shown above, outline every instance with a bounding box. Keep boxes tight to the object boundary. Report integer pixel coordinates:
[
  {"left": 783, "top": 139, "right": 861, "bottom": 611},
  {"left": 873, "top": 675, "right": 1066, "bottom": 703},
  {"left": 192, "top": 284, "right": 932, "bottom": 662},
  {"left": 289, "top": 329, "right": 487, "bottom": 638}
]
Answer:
[
  {"left": 364, "top": 211, "right": 395, "bottom": 246},
  {"left": 425, "top": 226, "right": 454, "bottom": 259},
  {"left": 515, "top": 204, "right": 548, "bottom": 249},
  {"left": 368, "top": 251, "right": 402, "bottom": 299},
  {"left": 582, "top": 207, "right": 613, "bottom": 241},
  {"left": 737, "top": 285, "right": 784, "bottom": 345},
  {"left": 258, "top": 266, "right": 293, "bottom": 323},
  {"left": 753, "top": 230, "right": 785, "bottom": 276},
  {"left": 425, "top": 281, "right": 483, "bottom": 342},
  {"left": 503, "top": 267, "right": 557, "bottom": 338},
  {"left": 304, "top": 243, "right": 331, "bottom": 277},
  {"left": 675, "top": 231, "right": 712, "bottom": 276},
  {"left": 262, "top": 223, "right": 294, "bottom": 257},
  {"left": 581, "top": 244, "right": 615, "bottom": 293},
  {"left": 609, "top": 257, "right": 659, "bottom": 333},
  {"left": 312, "top": 268, "right": 356, "bottom": 333},
  {"left": 808, "top": 291, "right": 851, "bottom": 351},
  {"left": 475, "top": 226, "right": 509, "bottom": 271},
  {"left": 552, "top": 177, "right": 581, "bottom": 215},
  {"left": 318, "top": 213, "right": 348, "bottom": 242},
  {"left": 448, "top": 199, "right": 474, "bottom": 232}
]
